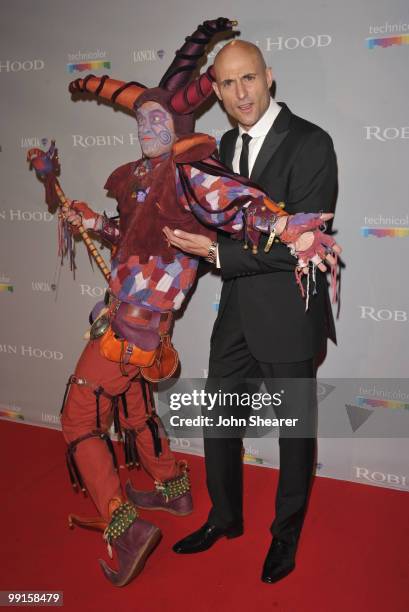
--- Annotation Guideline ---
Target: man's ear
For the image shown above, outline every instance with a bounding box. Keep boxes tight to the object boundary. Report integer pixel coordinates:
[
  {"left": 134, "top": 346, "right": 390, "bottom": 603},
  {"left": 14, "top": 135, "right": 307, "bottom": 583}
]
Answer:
[
  {"left": 212, "top": 81, "right": 222, "bottom": 101},
  {"left": 266, "top": 67, "right": 273, "bottom": 89}
]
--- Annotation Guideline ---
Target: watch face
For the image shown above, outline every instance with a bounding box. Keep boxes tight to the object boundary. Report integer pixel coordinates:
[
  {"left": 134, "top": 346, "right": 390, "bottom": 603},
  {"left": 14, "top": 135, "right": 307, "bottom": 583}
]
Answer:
[{"left": 90, "top": 314, "right": 110, "bottom": 340}]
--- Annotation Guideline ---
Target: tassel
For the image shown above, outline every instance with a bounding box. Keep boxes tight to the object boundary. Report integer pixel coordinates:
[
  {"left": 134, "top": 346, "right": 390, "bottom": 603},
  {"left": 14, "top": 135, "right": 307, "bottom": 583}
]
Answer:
[
  {"left": 312, "top": 263, "right": 317, "bottom": 295},
  {"left": 112, "top": 396, "right": 122, "bottom": 438},
  {"left": 124, "top": 429, "right": 131, "bottom": 466},
  {"left": 58, "top": 217, "right": 76, "bottom": 275},
  {"left": 305, "top": 269, "right": 310, "bottom": 312},
  {"left": 67, "top": 448, "right": 86, "bottom": 492},
  {"left": 331, "top": 253, "right": 338, "bottom": 304},
  {"left": 123, "top": 429, "right": 140, "bottom": 468},
  {"left": 66, "top": 452, "right": 77, "bottom": 489},
  {"left": 94, "top": 388, "right": 102, "bottom": 428},
  {"left": 146, "top": 416, "right": 162, "bottom": 457},
  {"left": 140, "top": 378, "right": 149, "bottom": 413},
  {"left": 121, "top": 392, "right": 129, "bottom": 418},
  {"left": 295, "top": 268, "right": 306, "bottom": 300},
  {"left": 129, "top": 429, "right": 140, "bottom": 467},
  {"left": 103, "top": 433, "right": 119, "bottom": 471},
  {"left": 60, "top": 378, "right": 72, "bottom": 414},
  {"left": 147, "top": 382, "right": 155, "bottom": 410}
]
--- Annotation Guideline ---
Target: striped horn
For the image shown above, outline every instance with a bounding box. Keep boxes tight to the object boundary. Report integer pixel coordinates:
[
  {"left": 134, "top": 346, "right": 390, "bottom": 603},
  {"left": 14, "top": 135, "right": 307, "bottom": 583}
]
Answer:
[
  {"left": 169, "top": 66, "right": 215, "bottom": 115},
  {"left": 159, "top": 17, "right": 237, "bottom": 92},
  {"left": 69, "top": 74, "right": 147, "bottom": 111}
]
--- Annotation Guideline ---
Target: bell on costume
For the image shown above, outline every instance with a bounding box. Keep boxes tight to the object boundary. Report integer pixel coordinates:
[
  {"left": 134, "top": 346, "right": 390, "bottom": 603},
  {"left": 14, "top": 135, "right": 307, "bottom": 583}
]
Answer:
[{"left": 126, "top": 465, "right": 192, "bottom": 516}]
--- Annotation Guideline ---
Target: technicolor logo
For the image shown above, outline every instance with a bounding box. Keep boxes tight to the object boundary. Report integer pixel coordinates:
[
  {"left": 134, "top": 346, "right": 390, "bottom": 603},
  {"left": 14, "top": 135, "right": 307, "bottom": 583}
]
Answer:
[
  {"left": 361, "top": 214, "right": 409, "bottom": 238},
  {"left": 0, "top": 403, "right": 24, "bottom": 421},
  {"left": 356, "top": 396, "right": 409, "bottom": 411},
  {"left": 0, "top": 410, "right": 24, "bottom": 421},
  {"left": 361, "top": 227, "right": 409, "bottom": 238},
  {"left": 0, "top": 275, "right": 13, "bottom": 292},
  {"left": 366, "top": 35, "right": 409, "bottom": 49},
  {"left": 67, "top": 49, "right": 109, "bottom": 73},
  {"left": 67, "top": 60, "right": 111, "bottom": 74},
  {"left": 244, "top": 453, "right": 264, "bottom": 465},
  {"left": 367, "top": 22, "right": 409, "bottom": 49}
]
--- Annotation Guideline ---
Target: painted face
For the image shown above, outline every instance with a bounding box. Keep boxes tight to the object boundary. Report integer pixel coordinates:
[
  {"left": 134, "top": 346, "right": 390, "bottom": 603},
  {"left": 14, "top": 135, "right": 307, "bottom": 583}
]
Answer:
[
  {"left": 136, "top": 101, "right": 176, "bottom": 158},
  {"left": 213, "top": 44, "right": 273, "bottom": 131}
]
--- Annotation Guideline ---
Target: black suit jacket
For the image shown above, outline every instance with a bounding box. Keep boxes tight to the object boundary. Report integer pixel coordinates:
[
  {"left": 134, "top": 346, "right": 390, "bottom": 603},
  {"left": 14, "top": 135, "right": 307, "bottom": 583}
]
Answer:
[{"left": 213, "top": 102, "right": 337, "bottom": 363}]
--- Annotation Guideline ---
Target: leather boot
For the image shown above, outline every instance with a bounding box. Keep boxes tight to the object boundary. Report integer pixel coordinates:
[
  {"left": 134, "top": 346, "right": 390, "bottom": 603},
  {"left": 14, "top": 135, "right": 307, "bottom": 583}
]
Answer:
[
  {"left": 98, "top": 497, "right": 162, "bottom": 587},
  {"left": 126, "top": 469, "right": 193, "bottom": 516}
]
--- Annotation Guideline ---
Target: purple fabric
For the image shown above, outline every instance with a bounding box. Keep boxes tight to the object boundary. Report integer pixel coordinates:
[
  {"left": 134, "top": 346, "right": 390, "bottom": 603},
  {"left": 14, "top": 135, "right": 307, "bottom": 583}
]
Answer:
[
  {"left": 90, "top": 300, "right": 106, "bottom": 323},
  {"left": 99, "top": 517, "right": 161, "bottom": 586}
]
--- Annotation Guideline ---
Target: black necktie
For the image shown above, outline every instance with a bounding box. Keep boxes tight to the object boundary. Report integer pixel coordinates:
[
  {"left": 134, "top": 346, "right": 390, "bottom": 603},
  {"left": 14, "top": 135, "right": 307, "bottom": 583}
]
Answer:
[{"left": 239, "top": 133, "right": 252, "bottom": 178}]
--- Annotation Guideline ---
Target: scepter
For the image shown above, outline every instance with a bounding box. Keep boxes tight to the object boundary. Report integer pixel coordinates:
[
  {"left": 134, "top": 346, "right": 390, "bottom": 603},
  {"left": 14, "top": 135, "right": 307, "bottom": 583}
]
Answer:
[{"left": 27, "top": 141, "right": 111, "bottom": 281}]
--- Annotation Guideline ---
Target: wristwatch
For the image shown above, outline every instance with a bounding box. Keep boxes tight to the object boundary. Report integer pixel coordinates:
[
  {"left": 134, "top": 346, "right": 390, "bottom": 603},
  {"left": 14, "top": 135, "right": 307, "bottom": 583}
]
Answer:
[{"left": 204, "top": 240, "right": 218, "bottom": 264}]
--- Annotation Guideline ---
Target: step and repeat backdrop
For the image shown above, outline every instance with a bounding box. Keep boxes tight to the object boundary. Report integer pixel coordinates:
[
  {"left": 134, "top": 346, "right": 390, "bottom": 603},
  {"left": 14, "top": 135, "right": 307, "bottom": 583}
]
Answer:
[{"left": 1, "top": 0, "right": 408, "bottom": 492}]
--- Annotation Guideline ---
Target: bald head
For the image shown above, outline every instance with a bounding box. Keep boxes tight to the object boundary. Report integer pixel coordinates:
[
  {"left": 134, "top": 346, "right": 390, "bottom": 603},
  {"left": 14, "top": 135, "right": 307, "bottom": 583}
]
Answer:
[
  {"left": 214, "top": 40, "right": 266, "bottom": 78},
  {"left": 212, "top": 40, "right": 273, "bottom": 130}
]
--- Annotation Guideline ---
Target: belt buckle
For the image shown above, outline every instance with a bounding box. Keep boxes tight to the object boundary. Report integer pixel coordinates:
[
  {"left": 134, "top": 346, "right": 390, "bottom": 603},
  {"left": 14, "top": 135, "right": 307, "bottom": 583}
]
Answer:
[{"left": 90, "top": 314, "right": 111, "bottom": 339}]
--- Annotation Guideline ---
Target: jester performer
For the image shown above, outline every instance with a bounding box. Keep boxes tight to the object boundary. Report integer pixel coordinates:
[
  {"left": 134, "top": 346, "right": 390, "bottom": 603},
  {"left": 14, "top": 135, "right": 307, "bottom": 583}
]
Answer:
[{"left": 29, "top": 18, "right": 340, "bottom": 588}]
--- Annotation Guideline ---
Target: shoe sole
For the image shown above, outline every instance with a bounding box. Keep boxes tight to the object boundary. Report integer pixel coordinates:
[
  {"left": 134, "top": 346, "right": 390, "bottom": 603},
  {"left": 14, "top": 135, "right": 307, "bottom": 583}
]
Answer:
[
  {"left": 116, "top": 527, "right": 162, "bottom": 587},
  {"left": 173, "top": 529, "right": 244, "bottom": 554}
]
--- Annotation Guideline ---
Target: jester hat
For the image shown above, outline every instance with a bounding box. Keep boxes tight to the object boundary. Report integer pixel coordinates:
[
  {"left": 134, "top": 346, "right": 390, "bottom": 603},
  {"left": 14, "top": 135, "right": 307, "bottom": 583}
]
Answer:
[{"left": 69, "top": 18, "right": 237, "bottom": 135}]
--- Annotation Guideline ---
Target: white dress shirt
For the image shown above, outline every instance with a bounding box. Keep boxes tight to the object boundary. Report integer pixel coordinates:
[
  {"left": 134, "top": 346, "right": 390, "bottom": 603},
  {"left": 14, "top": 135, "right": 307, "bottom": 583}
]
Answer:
[
  {"left": 215, "top": 98, "right": 282, "bottom": 267},
  {"left": 232, "top": 97, "right": 282, "bottom": 175}
]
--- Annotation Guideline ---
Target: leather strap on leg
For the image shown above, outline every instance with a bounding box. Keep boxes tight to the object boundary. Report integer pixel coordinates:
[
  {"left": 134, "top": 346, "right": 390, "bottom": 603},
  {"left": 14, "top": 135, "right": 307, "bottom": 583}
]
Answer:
[
  {"left": 145, "top": 415, "right": 162, "bottom": 457},
  {"left": 123, "top": 428, "right": 140, "bottom": 469},
  {"left": 66, "top": 429, "right": 118, "bottom": 493}
]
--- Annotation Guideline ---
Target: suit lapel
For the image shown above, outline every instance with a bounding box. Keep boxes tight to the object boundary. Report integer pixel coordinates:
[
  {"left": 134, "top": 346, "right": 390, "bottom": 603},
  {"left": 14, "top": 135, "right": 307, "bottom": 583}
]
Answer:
[
  {"left": 220, "top": 128, "right": 238, "bottom": 169},
  {"left": 250, "top": 102, "right": 292, "bottom": 184},
  {"left": 250, "top": 128, "right": 287, "bottom": 184}
]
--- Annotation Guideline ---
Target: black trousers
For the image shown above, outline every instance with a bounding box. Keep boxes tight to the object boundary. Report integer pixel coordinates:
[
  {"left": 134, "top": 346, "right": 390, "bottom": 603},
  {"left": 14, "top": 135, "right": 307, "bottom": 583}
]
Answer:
[{"left": 204, "top": 286, "right": 317, "bottom": 546}]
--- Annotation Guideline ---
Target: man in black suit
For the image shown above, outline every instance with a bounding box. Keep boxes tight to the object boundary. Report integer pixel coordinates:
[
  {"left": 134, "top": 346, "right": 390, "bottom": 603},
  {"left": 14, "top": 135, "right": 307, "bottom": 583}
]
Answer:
[{"left": 164, "top": 40, "right": 338, "bottom": 583}]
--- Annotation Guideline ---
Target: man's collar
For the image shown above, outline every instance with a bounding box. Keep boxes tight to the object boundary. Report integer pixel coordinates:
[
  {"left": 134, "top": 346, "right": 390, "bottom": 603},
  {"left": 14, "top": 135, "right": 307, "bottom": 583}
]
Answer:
[{"left": 238, "top": 98, "right": 282, "bottom": 138}]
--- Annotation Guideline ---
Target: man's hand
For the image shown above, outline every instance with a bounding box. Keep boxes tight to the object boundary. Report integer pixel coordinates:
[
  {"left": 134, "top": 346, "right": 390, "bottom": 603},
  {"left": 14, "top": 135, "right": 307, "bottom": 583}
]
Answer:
[{"left": 163, "top": 226, "right": 213, "bottom": 257}]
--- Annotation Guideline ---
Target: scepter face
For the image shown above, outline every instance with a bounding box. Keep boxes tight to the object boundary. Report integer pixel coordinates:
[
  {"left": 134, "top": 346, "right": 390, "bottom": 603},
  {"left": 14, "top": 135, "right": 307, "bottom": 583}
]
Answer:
[{"left": 136, "top": 101, "right": 176, "bottom": 158}]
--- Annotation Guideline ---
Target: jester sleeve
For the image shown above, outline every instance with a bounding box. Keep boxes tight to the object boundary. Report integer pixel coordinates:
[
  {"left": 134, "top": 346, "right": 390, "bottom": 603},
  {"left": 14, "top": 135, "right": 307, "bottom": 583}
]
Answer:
[{"left": 175, "top": 162, "right": 285, "bottom": 251}]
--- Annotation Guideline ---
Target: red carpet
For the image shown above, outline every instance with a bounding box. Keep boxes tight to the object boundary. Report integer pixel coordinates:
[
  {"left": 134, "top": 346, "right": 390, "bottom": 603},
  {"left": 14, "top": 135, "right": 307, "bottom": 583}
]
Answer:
[{"left": 1, "top": 420, "right": 408, "bottom": 612}]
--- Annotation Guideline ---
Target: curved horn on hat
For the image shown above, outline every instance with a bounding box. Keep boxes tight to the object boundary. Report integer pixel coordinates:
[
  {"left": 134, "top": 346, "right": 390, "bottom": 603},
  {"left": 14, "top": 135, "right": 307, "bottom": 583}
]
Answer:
[
  {"left": 69, "top": 75, "right": 147, "bottom": 110},
  {"left": 169, "top": 66, "right": 216, "bottom": 115},
  {"left": 159, "top": 17, "right": 237, "bottom": 92}
]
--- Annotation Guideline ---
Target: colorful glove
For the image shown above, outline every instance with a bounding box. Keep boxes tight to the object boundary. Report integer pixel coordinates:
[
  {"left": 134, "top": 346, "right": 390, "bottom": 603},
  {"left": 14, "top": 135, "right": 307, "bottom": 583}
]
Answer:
[
  {"left": 277, "top": 213, "right": 337, "bottom": 267},
  {"left": 66, "top": 201, "right": 101, "bottom": 235}
]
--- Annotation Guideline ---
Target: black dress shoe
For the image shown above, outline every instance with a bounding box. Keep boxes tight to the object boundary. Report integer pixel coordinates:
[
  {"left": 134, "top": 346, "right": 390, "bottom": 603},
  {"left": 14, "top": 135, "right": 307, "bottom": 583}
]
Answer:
[
  {"left": 261, "top": 538, "right": 296, "bottom": 583},
  {"left": 173, "top": 522, "right": 243, "bottom": 554}
]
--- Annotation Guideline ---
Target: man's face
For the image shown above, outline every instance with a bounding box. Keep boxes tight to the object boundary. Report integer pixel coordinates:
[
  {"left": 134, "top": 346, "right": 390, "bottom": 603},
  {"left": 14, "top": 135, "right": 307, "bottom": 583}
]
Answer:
[
  {"left": 136, "top": 101, "right": 176, "bottom": 158},
  {"left": 213, "top": 45, "right": 273, "bottom": 130}
]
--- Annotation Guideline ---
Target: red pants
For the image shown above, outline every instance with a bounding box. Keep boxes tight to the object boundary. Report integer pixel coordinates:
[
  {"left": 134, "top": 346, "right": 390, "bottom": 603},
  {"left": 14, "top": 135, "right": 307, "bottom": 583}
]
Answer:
[{"left": 61, "top": 338, "right": 178, "bottom": 520}]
